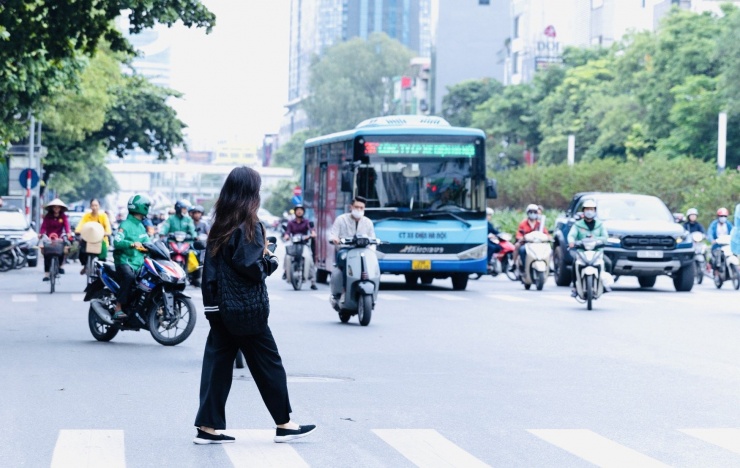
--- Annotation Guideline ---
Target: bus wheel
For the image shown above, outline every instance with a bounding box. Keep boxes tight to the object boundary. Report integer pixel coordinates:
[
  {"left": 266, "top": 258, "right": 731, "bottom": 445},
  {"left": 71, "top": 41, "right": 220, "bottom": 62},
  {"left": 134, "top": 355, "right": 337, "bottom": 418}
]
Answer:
[
  {"left": 451, "top": 274, "right": 468, "bottom": 291},
  {"left": 405, "top": 274, "right": 419, "bottom": 287}
]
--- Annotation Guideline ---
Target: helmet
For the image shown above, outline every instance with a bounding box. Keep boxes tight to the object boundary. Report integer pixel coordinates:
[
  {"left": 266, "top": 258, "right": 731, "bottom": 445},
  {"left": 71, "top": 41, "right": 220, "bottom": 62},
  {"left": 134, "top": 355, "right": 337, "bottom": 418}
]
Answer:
[
  {"left": 128, "top": 194, "right": 151, "bottom": 216},
  {"left": 190, "top": 205, "right": 204, "bottom": 214},
  {"left": 582, "top": 199, "right": 597, "bottom": 209},
  {"left": 45, "top": 198, "right": 69, "bottom": 212},
  {"left": 717, "top": 207, "right": 730, "bottom": 217},
  {"left": 294, "top": 203, "right": 304, "bottom": 210},
  {"left": 175, "top": 200, "right": 189, "bottom": 213},
  {"left": 525, "top": 204, "right": 538, "bottom": 213},
  {"left": 686, "top": 208, "right": 698, "bottom": 217},
  {"left": 486, "top": 207, "right": 494, "bottom": 216}
]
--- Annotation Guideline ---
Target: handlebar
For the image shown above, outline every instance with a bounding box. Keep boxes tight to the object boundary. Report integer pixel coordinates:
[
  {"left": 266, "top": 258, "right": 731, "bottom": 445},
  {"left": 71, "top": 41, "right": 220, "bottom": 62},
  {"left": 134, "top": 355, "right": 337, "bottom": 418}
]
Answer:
[{"left": 338, "top": 237, "right": 386, "bottom": 246}]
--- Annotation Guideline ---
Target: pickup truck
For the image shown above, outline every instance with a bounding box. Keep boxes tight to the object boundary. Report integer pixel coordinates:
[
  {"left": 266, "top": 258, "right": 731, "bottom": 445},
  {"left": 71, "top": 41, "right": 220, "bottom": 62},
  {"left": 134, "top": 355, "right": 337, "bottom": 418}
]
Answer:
[{"left": 552, "top": 192, "right": 695, "bottom": 292}]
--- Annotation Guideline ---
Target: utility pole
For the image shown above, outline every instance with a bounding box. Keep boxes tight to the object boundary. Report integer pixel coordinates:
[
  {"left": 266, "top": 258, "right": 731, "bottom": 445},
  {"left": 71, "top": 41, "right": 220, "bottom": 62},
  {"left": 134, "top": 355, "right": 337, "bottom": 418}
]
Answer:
[
  {"left": 718, "top": 111, "right": 727, "bottom": 174},
  {"left": 567, "top": 135, "right": 575, "bottom": 166}
]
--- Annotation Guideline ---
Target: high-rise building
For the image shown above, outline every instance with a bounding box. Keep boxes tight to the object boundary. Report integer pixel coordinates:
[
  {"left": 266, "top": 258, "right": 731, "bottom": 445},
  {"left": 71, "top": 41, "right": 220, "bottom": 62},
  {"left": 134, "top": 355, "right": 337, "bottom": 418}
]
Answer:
[
  {"left": 118, "top": 19, "right": 173, "bottom": 88},
  {"left": 283, "top": 0, "right": 426, "bottom": 142},
  {"left": 432, "top": 0, "right": 511, "bottom": 114}
]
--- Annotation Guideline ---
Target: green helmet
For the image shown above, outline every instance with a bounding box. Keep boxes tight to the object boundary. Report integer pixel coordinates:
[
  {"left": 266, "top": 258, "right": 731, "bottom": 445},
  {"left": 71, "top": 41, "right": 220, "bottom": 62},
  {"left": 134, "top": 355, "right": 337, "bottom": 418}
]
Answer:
[{"left": 127, "top": 194, "right": 151, "bottom": 216}]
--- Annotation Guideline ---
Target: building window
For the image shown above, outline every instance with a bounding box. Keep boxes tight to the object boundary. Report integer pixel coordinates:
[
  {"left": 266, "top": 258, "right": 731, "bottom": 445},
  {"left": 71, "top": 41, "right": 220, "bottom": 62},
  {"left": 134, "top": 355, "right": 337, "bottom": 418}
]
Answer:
[
  {"left": 513, "top": 15, "right": 520, "bottom": 39},
  {"left": 512, "top": 52, "right": 519, "bottom": 74}
]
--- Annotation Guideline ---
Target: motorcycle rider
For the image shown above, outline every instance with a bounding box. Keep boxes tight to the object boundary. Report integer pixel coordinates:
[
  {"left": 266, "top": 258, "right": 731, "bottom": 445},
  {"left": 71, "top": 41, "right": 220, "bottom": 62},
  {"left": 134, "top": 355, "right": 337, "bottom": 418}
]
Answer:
[
  {"left": 486, "top": 207, "right": 502, "bottom": 265},
  {"left": 707, "top": 207, "right": 733, "bottom": 274},
  {"left": 567, "top": 199, "right": 611, "bottom": 296},
  {"left": 189, "top": 205, "right": 210, "bottom": 236},
  {"left": 282, "top": 203, "right": 317, "bottom": 290},
  {"left": 328, "top": 196, "right": 375, "bottom": 303},
  {"left": 112, "top": 194, "right": 151, "bottom": 320},
  {"left": 161, "top": 200, "right": 197, "bottom": 239},
  {"left": 513, "top": 203, "right": 549, "bottom": 272},
  {"left": 684, "top": 208, "right": 705, "bottom": 234}
]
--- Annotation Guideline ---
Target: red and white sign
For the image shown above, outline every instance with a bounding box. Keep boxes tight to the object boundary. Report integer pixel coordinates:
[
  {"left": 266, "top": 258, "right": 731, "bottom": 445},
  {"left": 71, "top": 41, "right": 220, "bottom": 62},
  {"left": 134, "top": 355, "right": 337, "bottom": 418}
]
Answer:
[
  {"left": 544, "top": 25, "right": 557, "bottom": 38},
  {"left": 293, "top": 186, "right": 302, "bottom": 196}
]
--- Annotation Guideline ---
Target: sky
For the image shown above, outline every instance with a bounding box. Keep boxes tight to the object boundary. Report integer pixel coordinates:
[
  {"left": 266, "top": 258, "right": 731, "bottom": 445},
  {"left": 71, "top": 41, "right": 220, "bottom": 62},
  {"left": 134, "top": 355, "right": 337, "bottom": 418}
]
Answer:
[{"left": 167, "top": 1, "right": 291, "bottom": 149}]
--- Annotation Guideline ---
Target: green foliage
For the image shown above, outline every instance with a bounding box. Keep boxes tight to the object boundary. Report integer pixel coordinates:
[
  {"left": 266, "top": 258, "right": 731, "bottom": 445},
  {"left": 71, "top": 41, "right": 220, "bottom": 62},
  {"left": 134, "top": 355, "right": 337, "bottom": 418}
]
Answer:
[
  {"left": 489, "top": 209, "right": 560, "bottom": 235},
  {"left": 263, "top": 179, "right": 299, "bottom": 216},
  {"left": 441, "top": 79, "right": 503, "bottom": 127},
  {"left": 304, "top": 33, "right": 415, "bottom": 134},
  {"left": 0, "top": 0, "right": 214, "bottom": 146},
  {"left": 272, "top": 130, "right": 319, "bottom": 172}
]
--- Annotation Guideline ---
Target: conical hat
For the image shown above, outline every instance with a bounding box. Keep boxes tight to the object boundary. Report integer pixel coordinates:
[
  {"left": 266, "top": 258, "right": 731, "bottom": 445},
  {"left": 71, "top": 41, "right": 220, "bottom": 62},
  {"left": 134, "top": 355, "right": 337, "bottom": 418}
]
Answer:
[
  {"left": 80, "top": 221, "right": 105, "bottom": 243},
  {"left": 45, "top": 198, "right": 69, "bottom": 211}
]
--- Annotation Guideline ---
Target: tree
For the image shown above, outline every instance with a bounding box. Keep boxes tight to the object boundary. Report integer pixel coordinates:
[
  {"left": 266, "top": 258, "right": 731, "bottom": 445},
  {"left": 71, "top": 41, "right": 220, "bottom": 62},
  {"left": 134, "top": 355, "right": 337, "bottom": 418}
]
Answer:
[
  {"left": 0, "top": 0, "right": 215, "bottom": 146},
  {"left": 263, "top": 179, "right": 299, "bottom": 216},
  {"left": 272, "top": 130, "right": 319, "bottom": 172},
  {"left": 441, "top": 79, "right": 503, "bottom": 127},
  {"left": 303, "top": 33, "right": 415, "bottom": 134}
]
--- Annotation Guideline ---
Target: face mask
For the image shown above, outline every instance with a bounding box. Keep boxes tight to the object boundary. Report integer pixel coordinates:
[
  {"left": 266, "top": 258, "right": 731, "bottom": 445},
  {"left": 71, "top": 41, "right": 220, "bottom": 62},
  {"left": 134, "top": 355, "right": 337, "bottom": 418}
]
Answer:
[
  {"left": 351, "top": 209, "right": 364, "bottom": 219},
  {"left": 527, "top": 212, "right": 538, "bottom": 221},
  {"left": 719, "top": 216, "right": 727, "bottom": 223},
  {"left": 584, "top": 210, "right": 596, "bottom": 219}
]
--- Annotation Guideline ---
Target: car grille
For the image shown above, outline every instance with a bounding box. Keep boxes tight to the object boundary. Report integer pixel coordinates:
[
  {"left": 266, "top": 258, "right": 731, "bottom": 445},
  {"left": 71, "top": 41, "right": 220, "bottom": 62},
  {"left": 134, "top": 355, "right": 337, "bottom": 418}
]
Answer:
[{"left": 621, "top": 236, "right": 676, "bottom": 250}]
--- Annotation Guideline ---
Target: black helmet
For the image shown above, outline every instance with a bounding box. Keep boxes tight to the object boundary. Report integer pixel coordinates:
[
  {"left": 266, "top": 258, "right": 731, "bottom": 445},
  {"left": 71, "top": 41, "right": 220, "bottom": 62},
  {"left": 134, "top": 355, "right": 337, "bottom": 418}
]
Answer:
[
  {"left": 294, "top": 203, "right": 304, "bottom": 210},
  {"left": 175, "top": 200, "right": 189, "bottom": 213}
]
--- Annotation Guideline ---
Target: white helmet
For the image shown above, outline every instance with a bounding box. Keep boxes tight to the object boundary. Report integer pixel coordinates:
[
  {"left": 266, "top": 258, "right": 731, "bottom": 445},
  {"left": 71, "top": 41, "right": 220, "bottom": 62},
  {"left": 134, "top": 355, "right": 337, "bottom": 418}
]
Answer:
[
  {"left": 526, "top": 204, "right": 538, "bottom": 213},
  {"left": 582, "top": 199, "right": 597, "bottom": 209},
  {"left": 686, "top": 208, "right": 698, "bottom": 217},
  {"left": 486, "top": 207, "right": 494, "bottom": 216}
]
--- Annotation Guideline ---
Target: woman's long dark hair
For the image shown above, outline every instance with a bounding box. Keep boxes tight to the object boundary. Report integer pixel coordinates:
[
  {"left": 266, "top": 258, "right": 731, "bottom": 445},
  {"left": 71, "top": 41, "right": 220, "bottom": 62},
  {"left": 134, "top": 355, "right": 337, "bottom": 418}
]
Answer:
[{"left": 209, "top": 166, "right": 262, "bottom": 257}]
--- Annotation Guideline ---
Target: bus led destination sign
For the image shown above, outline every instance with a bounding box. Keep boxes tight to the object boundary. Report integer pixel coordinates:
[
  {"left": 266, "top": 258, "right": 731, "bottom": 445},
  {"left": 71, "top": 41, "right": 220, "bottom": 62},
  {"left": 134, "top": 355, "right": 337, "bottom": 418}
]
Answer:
[{"left": 364, "top": 141, "right": 475, "bottom": 158}]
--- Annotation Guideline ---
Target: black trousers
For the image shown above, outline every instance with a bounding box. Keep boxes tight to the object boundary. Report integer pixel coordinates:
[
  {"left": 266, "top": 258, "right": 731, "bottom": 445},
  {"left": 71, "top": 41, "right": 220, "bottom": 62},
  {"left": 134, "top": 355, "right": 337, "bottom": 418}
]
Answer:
[
  {"left": 44, "top": 253, "right": 66, "bottom": 273},
  {"left": 194, "top": 314, "right": 292, "bottom": 429},
  {"left": 116, "top": 264, "right": 136, "bottom": 306}
]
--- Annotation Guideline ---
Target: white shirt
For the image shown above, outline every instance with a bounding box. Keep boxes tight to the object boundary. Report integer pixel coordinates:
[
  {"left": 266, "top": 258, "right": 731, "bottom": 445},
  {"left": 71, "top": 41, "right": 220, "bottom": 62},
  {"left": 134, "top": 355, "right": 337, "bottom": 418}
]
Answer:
[{"left": 329, "top": 213, "right": 375, "bottom": 243}]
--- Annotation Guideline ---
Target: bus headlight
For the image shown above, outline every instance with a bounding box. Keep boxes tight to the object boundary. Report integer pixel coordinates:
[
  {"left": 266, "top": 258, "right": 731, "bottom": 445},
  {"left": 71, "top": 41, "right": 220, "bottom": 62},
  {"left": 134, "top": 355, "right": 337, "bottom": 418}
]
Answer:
[{"left": 457, "top": 244, "right": 487, "bottom": 260}]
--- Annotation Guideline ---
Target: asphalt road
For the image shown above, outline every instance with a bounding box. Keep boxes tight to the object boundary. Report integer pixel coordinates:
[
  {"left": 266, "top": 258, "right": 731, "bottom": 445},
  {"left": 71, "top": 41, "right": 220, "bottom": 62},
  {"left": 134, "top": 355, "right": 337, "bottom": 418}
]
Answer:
[{"left": 3, "top": 253, "right": 740, "bottom": 467}]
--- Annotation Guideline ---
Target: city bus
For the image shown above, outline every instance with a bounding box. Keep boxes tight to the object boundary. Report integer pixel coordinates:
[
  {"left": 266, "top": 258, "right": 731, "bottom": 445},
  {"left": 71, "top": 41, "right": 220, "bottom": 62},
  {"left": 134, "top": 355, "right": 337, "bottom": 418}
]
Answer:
[{"left": 302, "top": 115, "right": 496, "bottom": 290}]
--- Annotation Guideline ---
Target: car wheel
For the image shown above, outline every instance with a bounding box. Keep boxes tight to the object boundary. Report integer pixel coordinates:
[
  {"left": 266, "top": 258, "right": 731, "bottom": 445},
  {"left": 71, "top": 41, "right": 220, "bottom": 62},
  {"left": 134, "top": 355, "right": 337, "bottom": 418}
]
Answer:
[
  {"left": 673, "top": 262, "right": 695, "bottom": 292},
  {"left": 638, "top": 275, "right": 657, "bottom": 288},
  {"left": 553, "top": 245, "right": 572, "bottom": 287}
]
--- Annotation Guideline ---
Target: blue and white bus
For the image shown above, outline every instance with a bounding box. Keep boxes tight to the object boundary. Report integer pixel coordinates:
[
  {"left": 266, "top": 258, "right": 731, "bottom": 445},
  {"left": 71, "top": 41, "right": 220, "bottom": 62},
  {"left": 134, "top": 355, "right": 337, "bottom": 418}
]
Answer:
[{"left": 302, "top": 115, "right": 496, "bottom": 290}]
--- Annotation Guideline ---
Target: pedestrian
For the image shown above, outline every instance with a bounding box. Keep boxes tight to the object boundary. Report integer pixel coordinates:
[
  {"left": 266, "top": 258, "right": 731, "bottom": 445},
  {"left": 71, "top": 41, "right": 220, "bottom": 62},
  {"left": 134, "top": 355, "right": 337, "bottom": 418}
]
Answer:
[{"left": 193, "top": 166, "right": 316, "bottom": 445}]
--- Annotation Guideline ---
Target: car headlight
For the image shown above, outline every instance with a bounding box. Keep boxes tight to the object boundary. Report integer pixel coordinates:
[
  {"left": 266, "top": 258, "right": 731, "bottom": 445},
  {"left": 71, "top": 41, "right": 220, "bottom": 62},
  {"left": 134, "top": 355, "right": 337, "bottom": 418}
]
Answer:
[{"left": 607, "top": 234, "right": 621, "bottom": 244}]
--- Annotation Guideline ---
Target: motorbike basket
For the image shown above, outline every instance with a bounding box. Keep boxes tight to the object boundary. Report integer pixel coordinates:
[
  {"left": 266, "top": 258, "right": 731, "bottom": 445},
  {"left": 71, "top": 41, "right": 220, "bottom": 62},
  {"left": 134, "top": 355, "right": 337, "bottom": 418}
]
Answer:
[
  {"left": 286, "top": 243, "right": 303, "bottom": 257},
  {"left": 43, "top": 240, "right": 66, "bottom": 256}
]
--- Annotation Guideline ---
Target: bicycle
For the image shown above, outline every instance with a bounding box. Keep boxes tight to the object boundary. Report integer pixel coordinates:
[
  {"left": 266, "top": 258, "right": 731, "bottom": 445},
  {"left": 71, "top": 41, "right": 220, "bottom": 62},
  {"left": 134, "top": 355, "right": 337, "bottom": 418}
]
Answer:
[{"left": 42, "top": 236, "right": 68, "bottom": 294}]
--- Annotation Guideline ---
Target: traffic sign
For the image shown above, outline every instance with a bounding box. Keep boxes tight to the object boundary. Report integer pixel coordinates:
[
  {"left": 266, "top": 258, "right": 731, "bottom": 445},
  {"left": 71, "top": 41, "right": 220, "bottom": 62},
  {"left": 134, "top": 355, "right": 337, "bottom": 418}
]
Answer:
[
  {"left": 18, "top": 168, "right": 39, "bottom": 189},
  {"left": 293, "top": 186, "right": 302, "bottom": 196},
  {"left": 291, "top": 195, "right": 303, "bottom": 206}
]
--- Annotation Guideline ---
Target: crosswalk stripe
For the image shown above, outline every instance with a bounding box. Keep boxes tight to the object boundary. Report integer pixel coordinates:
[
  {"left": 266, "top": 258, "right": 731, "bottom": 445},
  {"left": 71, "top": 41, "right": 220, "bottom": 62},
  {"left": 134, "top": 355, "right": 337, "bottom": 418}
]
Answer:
[
  {"left": 373, "top": 429, "right": 490, "bottom": 468},
  {"left": 222, "top": 430, "right": 308, "bottom": 467},
  {"left": 11, "top": 294, "right": 37, "bottom": 303},
  {"left": 486, "top": 294, "right": 529, "bottom": 302},
  {"left": 380, "top": 293, "right": 408, "bottom": 301},
  {"left": 680, "top": 428, "right": 740, "bottom": 454},
  {"left": 542, "top": 294, "right": 574, "bottom": 303},
  {"left": 51, "top": 429, "right": 125, "bottom": 468},
  {"left": 269, "top": 294, "right": 285, "bottom": 301},
  {"left": 609, "top": 296, "right": 649, "bottom": 305},
  {"left": 528, "top": 429, "right": 669, "bottom": 467},
  {"left": 71, "top": 294, "right": 85, "bottom": 302},
  {"left": 427, "top": 293, "right": 468, "bottom": 302},
  {"left": 311, "top": 293, "right": 327, "bottom": 301}
]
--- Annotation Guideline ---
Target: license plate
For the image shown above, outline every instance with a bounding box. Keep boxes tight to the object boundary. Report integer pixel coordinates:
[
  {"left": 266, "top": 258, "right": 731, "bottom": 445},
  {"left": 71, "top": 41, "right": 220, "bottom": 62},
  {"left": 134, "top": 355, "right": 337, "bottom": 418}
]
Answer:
[
  {"left": 637, "top": 250, "right": 663, "bottom": 259},
  {"left": 412, "top": 260, "right": 431, "bottom": 270}
]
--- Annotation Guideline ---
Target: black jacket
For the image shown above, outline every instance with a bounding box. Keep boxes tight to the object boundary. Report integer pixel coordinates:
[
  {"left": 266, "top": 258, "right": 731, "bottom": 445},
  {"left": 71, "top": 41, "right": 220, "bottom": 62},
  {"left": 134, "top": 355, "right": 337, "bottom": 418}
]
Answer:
[{"left": 202, "top": 222, "right": 278, "bottom": 320}]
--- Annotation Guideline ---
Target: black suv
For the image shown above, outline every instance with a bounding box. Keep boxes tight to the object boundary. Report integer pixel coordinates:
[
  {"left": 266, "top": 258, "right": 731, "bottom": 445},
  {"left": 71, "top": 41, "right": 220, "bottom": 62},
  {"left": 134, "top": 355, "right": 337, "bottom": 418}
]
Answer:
[{"left": 552, "top": 192, "right": 695, "bottom": 292}]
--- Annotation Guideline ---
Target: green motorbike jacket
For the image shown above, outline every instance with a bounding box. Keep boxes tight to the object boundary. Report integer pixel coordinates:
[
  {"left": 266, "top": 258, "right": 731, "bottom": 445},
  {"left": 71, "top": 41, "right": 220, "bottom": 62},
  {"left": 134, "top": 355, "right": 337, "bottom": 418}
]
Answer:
[
  {"left": 113, "top": 214, "right": 151, "bottom": 270},
  {"left": 162, "top": 214, "right": 196, "bottom": 238},
  {"left": 567, "top": 218, "right": 609, "bottom": 245}
]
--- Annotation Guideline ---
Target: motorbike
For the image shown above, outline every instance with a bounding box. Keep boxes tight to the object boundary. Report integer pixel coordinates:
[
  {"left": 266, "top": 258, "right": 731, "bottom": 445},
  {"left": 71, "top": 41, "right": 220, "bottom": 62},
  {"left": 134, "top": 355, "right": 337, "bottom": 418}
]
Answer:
[
  {"left": 572, "top": 238, "right": 612, "bottom": 310},
  {"left": 285, "top": 233, "right": 313, "bottom": 290},
  {"left": 471, "top": 232, "right": 516, "bottom": 280},
  {"left": 691, "top": 231, "right": 707, "bottom": 285},
  {"left": 0, "top": 236, "right": 24, "bottom": 272},
  {"left": 515, "top": 230, "right": 552, "bottom": 290},
  {"left": 712, "top": 234, "right": 740, "bottom": 290},
  {"left": 330, "top": 235, "right": 383, "bottom": 326},
  {"left": 84, "top": 239, "right": 197, "bottom": 346},
  {"left": 168, "top": 231, "right": 205, "bottom": 286}
]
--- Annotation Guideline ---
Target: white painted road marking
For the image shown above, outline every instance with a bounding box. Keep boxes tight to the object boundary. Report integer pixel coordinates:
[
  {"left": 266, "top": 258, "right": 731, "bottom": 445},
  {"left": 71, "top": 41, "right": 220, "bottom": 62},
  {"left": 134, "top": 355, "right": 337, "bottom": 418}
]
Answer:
[
  {"left": 609, "top": 296, "right": 650, "bottom": 305},
  {"left": 542, "top": 294, "right": 574, "bottom": 303},
  {"left": 51, "top": 429, "right": 125, "bottom": 468},
  {"left": 311, "top": 293, "right": 327, "bottom": 301},
  {"left": 223, "top": 430, "right": 309, "bottom": 467},
  {"left": 528, "top": 429, "right": 669, "bottom": 467},
  {"left": 680, "top": 428, "right": 740, "bottom": 454},
  {"left": 71, "top": 294, "right": 85, "bottom": 302},
  {"left": 427, "top": 293, "right": 468, "bottom": 302},
  {"left": 373, "top": 429, "right": 490, "bottom": 468},
  {"left": 380, "top": 293, "right": 408, "bottom": 301},
  {"left": 487, "top": 294, "right": 529, "bottom": 302},
  {"left": 11, "top": 294, "right": 37, "bottom": 303}
]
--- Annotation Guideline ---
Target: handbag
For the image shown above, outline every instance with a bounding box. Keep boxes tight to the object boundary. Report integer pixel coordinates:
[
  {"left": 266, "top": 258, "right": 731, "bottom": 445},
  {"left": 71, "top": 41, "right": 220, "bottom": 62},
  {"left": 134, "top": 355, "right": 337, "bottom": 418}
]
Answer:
[{"left": 216, "top": 252, "right": 270, "bottom": 336}]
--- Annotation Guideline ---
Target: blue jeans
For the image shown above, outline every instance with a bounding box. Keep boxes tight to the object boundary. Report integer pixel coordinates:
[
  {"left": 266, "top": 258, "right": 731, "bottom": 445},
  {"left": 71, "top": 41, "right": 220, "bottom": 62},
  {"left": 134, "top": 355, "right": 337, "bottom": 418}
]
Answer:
[{"left": 487, "top": 241, "right": 502, "bottom": 262}]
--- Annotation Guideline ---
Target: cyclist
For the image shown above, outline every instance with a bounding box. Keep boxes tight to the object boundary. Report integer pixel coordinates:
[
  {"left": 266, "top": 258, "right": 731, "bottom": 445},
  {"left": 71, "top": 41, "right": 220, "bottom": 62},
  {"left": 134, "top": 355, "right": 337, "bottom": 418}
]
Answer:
[
  {"left": 75, "top": 198, "right": 112, "bottom": 275},
  {"left": 39, "top": 198, "right": 73, "bottom": 281}
]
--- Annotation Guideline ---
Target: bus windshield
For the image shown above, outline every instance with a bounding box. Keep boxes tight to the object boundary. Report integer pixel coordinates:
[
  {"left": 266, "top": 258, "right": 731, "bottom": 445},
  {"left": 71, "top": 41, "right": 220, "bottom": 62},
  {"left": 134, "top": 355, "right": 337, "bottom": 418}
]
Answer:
[{"left": 356, "top": 158, "right": 473, "bottom": 212}]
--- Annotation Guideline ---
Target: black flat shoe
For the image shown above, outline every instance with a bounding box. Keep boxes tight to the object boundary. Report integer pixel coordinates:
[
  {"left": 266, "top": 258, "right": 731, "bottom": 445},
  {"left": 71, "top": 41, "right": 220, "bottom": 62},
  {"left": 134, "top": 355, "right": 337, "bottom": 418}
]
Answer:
[
  {"left": 274, "top": 425, "right": 317, "bottom": 443},
  {"left": 193, "top": 429, "right": 235, "bottom": 445}
]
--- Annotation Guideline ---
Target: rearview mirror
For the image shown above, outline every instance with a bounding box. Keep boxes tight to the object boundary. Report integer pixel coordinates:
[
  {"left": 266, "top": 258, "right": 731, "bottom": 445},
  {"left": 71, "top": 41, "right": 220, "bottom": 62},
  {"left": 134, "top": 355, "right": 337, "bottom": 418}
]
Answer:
[
  {"left": 485, "top": 179, "right": 498, "bottom": 199},
  {"left": 340, "top": 170, "right": 353, "bottom": 192}
]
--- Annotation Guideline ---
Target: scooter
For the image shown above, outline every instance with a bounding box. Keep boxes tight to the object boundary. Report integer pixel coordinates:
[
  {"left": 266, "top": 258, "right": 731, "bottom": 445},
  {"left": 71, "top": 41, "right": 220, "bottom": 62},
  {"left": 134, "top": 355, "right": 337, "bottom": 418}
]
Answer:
[
  {"left": 712, "top": 234, "right": 740, "bottom": 289},
  {"left": 572, "top": 238, "right": 612, "bottom": 310},
  {"left": 285, "top": 233, "right": 312, "bottom": 290},
  {"left": 471, "top": 232, "right": 516, "bottom": 280},
  {"left": 0, "top": 236, "right": 21, "bottom": 272},
  {"left": 330, "top": 235, "right": 383, "bottom": 326},
  {"left": 515, "top": 230, "right": 551, "bottom": 290},
  {"left": 691, "top": 231, "right": 707, "bottom": 285}
]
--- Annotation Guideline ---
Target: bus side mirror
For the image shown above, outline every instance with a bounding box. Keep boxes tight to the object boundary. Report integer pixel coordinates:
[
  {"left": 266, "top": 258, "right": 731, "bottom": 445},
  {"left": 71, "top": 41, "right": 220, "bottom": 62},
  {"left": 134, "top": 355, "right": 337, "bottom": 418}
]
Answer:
[
  {"left": 340, "top": 170, "right": 353, "bottom": 193},
  {"left": 485, "top": 179, "right": 498, "bottom": 199}
]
